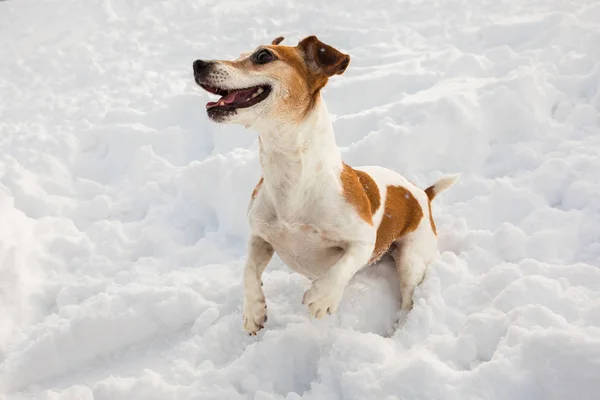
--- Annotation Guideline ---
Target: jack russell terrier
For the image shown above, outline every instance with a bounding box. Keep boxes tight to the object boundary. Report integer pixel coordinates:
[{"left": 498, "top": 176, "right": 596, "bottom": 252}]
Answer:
[{"left": 193, "top": 35, "right": 458, "bottom": 334}]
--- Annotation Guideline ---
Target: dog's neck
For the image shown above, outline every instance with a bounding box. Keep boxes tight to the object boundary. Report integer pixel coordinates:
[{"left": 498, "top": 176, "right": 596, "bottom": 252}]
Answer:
[{"left": 254, "top": 96, "right": 343, "bottom": 215}]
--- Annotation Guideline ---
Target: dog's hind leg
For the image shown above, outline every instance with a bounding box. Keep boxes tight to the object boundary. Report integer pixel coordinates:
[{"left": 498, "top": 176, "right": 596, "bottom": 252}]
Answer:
[{"left": 391, "top": 229, "right": 437, "bottom": 310}]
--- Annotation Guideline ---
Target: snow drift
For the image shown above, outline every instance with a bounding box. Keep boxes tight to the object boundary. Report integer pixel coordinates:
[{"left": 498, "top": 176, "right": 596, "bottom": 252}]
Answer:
[{"left": 1, "top": 0, "right": 600, "bottom": 399}]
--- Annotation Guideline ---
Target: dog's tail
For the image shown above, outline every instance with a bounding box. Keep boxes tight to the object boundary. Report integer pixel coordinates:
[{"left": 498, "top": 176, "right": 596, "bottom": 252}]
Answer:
[{"left": 425, "top": 174, "right": 460, "bottom": 201}]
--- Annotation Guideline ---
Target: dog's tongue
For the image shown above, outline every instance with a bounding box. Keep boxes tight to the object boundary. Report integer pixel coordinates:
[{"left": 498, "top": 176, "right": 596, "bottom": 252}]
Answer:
[
  {"left": 207, "top": 88, "right": 256, "bottom": 109},
  {"left": 222, "top": 91, "right": 243, "bottom": 104}
]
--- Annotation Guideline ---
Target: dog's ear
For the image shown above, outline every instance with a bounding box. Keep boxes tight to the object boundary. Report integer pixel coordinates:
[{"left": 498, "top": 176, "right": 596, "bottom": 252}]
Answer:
[
  {"left": 297, "top": 35, "right": 350, "bottom": 77},
  {"left": 271, "top": 36, "right": 284, "bottom": 45}
]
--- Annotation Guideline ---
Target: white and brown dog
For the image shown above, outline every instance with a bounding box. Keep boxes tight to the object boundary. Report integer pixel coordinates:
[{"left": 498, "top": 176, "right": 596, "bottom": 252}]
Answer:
[{"left": 193, "top": 35, "right": 458, "bottom": 334}]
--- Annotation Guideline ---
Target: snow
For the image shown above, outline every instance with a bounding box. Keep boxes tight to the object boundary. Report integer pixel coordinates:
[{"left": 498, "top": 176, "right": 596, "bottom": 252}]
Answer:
[{"left": 1, "top": 0, "right": 600, "bottom": 398}]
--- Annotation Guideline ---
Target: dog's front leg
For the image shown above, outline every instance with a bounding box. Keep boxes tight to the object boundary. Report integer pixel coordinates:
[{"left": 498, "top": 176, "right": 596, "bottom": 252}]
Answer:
[
  {"left": 302, "top": 241, "right": 373, "bottom": 319},
  {"left": 243, "top": 235, "right": 274, "bottom": 335}
]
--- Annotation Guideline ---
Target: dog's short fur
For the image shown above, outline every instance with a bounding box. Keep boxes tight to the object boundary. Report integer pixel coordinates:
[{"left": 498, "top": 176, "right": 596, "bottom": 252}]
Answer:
[{"left": 193, "top": 35, "right": 458, "bottom": 334}]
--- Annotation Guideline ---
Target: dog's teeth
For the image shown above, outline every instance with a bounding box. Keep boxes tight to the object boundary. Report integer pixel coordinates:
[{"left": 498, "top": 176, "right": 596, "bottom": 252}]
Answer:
[
  {"left": 251, "top": 92, "right": 259, "bottom": 98},
  {"left": 217, "top": 100, "right": 226, "bottom": 106},
  {"left": 256, "top": 87, "right": 264, "bottom": 94}
]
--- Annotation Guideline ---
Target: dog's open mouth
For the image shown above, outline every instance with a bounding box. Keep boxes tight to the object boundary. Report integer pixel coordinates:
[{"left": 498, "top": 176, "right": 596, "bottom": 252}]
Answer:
[{"left": 200, "top": 84, "right": 271, "bottom": 111}]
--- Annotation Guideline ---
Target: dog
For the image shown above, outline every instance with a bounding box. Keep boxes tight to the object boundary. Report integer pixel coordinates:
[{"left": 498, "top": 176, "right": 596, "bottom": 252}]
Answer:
[{"left": 193, "top": 35, "right": 458, "bottom": 334}]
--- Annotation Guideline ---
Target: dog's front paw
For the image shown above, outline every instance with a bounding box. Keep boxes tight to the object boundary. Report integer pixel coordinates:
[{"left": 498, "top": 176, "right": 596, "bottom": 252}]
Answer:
[
  {"left": 243, "top": 294, "right": 267, "bottom": 335},
  {"left": 302, "top": 277, "right": 343, "bottom": 319}
]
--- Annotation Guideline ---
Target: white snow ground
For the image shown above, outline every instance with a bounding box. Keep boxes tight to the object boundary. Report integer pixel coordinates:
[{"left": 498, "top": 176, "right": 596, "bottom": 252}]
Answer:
[{"left": 1, "top": 0, "right": 600, "bottom": 398}]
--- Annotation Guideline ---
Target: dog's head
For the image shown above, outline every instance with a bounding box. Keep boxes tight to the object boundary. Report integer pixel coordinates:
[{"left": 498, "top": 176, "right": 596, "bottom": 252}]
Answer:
[{"left": 193, "top": 36, "right": 350, "bottom": 127}]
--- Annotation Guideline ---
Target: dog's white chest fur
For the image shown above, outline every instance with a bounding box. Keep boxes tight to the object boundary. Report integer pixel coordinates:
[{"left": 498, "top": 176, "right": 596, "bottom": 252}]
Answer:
[{"left": 249, "top": 199, "right": 346, "bottom": 279}]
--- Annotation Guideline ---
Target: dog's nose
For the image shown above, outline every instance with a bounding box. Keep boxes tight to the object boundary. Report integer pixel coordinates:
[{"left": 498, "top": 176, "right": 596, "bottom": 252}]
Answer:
[{"left": 193, "top": 59, "right": 210, "bottom": 75}]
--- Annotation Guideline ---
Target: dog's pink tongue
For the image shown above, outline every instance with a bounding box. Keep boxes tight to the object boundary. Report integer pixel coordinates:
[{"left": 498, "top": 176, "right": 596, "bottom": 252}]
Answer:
[
  {"left": 207, "top": 93, "right": 237, "bottom": 109},
  {"left": 206, "top": 88, "right": 256, "bottom": 109},
  {"left": 221, "top": 91, "right": 240, "bottom": 104}
]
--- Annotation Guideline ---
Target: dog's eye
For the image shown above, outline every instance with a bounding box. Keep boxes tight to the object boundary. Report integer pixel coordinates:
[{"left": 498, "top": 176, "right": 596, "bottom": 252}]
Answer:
[{"left": 253, "top": 49, "right": 274, "bottom": 64}]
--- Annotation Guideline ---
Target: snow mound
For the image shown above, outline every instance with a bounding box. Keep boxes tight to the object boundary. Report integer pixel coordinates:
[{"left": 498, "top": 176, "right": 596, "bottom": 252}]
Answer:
[{"left": 1, "top": 0, "right": 600, "bottom": 399}]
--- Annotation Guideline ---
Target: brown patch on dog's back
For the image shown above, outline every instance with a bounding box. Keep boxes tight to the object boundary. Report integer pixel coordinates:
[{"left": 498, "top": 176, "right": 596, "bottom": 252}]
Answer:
[
  {"left": 340, "top": 164, "right": 380, "bottom": 225},
  {"left": 370, "top": 186, "right": 423, "bottom": 263},
  {"left": 354, "top": 169, "right": 380, "bottom": 215}
]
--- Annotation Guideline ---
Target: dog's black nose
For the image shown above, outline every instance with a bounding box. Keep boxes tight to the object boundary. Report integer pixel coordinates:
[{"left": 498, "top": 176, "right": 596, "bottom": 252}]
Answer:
[{"left": 193, "top": 59, "right": 210, "bottom": 75}]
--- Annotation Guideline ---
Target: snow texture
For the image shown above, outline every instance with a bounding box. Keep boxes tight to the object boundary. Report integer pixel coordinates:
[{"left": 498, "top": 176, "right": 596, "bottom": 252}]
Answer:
[{"left": 1, "top": 0, "right": 600, "bottom": 399}]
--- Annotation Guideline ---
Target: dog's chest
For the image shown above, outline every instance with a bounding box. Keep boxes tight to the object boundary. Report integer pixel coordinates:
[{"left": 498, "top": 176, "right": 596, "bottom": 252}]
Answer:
[{"left": 250, "top": 212, "right": 344, "bottom": 278}]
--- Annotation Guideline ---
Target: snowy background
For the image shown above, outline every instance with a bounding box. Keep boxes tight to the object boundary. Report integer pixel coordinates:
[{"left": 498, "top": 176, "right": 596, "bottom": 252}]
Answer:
[{"left": 1, "top": 0, "right": 600, "bottom": 399}]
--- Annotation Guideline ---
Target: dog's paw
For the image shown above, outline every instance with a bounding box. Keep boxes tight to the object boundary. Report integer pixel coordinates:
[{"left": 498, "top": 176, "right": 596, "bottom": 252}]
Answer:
[
  {"left": 302, "top": 277, "right": 343, "bottom": 319},
  {"left": 243, "top": 294, "right": 267, "bottom": 335}
]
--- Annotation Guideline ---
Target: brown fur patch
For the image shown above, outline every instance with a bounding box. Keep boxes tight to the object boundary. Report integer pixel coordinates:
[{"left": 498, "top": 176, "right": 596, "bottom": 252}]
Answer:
[
  {"left": 252, "top": 177, "right": 264, "bottom": 199},
  {"left": 370, "top": 185, "right": 424, "bottom": 263},
  {"left": 266, "top": 36, "right": 350, "bottom": 116},
  {"left": 297, "top": 36, "right": 350, "bottom": 78},
  {"left": 424, "top": 186, "right": 435, "bottom": 200},
  {"left": 427, "top": 199, "right": 437, "bottom": 235},
  {"left": 353, "top": 169, "right": 381, "bottom": 215},
  {"left": 340, "top": 164, "right": 380, "bottom": 225},
  {"left": 268, "top": 45, "right": 326, "bottom": 117},
  {"left": 423, "top": 186, "right": 437, "bottom": 234},
  {"left": 214, "top": 36, "right": 349, "bottom": 120},
  {"left": 251, "top": 45, "right": 316, "bottom": 120}
]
